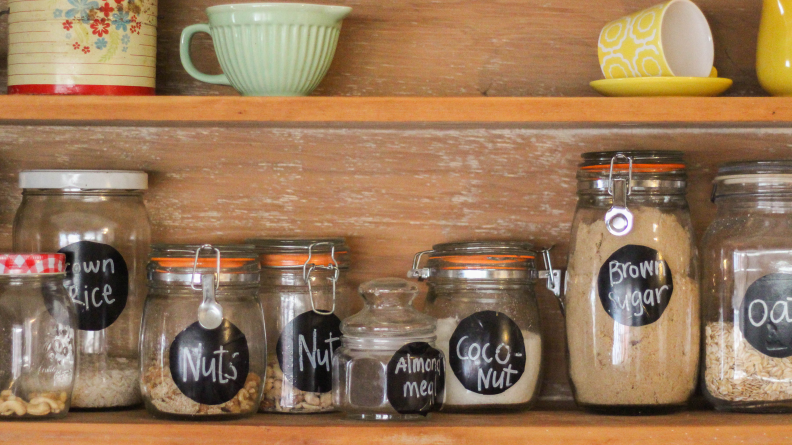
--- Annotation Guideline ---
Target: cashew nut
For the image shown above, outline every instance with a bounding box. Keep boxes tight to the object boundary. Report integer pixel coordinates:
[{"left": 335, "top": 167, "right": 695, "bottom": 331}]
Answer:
[
  {"left": 30, "top": 397, "right": 59, "bottom": 410},
  {"left": 26, "top": 402, "right": 51, "bottom": 416},
  {"left": 0, "top": 400, "right": 26, "bottom": 416}
]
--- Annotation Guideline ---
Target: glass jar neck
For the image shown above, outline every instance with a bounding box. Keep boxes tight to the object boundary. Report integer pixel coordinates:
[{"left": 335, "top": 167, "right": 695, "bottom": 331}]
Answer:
[
  {"left": 428, "top": 279, "right": 532, "bottom": 292},
  {"left": 260, "top": 268, "right": 343, "bottom": 287},
  {"left": 715, "top": 194, "right": 792, "bottom": 213},
  {"left": 0, "top": 274, "right": 62, "bottom": 286},
  {"left": 577, "top": 193, "right": 688, "bottom": 209},
  {"left": 341, "top": 336, "right": 436, "bottom": 350},
  {"left": 22, "top": 189, "right": 144, "bottom": 197}
]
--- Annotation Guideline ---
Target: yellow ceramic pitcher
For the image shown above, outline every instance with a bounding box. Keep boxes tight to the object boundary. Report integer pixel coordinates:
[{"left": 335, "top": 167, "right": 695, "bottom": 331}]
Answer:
[{"left": 757, "top": 0, "right": 792, "bottom": 95}]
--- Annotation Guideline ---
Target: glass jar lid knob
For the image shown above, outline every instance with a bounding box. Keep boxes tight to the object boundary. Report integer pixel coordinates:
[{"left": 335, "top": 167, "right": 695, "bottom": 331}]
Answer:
[
  {"left": 192, "top": 244, "right": 224, "bottom": 330},
  {"left": 605, "top": 154, "right": 634, "bottom": 237},
  {"left": 303, "top": 241, "right": 340, "bottom": 316}
]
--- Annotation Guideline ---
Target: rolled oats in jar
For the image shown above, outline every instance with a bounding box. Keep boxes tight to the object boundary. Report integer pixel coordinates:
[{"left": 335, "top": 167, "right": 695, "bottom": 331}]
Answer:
[
  {"left": 702, "top": 161, "right": 792, "bottom": 412},
  {"left": 247, "top": 239, "right": 353, "bottom": 413},
  {"left": 13, "top": 170, "right": 150, "bottom": 409}
]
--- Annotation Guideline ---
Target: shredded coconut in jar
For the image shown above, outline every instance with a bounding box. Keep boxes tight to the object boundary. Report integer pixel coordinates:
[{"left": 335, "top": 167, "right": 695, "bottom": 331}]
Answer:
[
  {"left": 72, "top": 355, "right": 141, "bottom": 408},
  {"left": 436, "top": 318, "right": 541, "bottom": 407},
  {"left": 566, "top": 206, "right": 700, "bottom": 406},
  {"left": 705, "top": 322, "right": 792, "bottom": 402}
]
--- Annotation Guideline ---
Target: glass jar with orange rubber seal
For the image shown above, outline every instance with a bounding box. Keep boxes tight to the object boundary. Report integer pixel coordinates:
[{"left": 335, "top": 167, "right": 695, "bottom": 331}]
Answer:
[
  {"left": 409, "top": 241, "right": 560, "bottom": 412},
  {"left": 139, "top": 244, "right": 266, "bottom": 420},
  {"left": 247, "top": 238, "right": 354, "bottom": 413},
  {"left": 565, "top": 151, "right": 699, "bottom": 414}
]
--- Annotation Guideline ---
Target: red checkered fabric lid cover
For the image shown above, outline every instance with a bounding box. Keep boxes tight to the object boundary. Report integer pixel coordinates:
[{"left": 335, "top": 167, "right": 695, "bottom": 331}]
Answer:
[{"left": 0, "top": 254, "right": 66, "bottom": 274}]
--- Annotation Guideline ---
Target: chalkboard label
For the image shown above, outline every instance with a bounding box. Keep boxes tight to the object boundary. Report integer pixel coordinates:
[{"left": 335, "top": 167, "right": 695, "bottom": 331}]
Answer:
[
  {"left": 169, "top": 319, "right": 250, "bottom": 405},
  {"left": 386, "top": 342, "right": 444, "bottom": 416},
  {"left": 597, "top": 244, "right": 673, "bottom": 327},
  {"left": 449, "top": 311, "right": 526, "bottom": 395},
  {"left": 58, "top": 241, "right": 129, "bottom": 331},
  {"left": 276, "top": 311, "right": 342, "bottom": 393},
  {"left": 740, "top": 273, "right": 792, "bottom": 358}
]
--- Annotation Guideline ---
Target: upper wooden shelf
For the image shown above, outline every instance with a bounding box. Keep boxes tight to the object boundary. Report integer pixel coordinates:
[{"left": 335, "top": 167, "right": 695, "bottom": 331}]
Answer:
[
  {"left": 1, "top": 409, "right": 789, "bottom": 445},
  {"left": 1, "top": 96, "right": 791, "bottom": 126}
]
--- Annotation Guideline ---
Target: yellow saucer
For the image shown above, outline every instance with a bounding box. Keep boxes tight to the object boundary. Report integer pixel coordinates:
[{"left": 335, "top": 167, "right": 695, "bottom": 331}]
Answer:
[{"left": 590, "top": 77, "right": 733, "bottom": 97}]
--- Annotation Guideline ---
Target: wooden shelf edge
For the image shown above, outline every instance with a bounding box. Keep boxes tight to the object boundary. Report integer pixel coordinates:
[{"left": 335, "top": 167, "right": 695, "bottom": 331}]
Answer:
[
  {"left": 3, "top": 410, "right": 792, "bottom": 445},
  {"left": 0, "top": 96, "right": 790, "bottom": 125}
]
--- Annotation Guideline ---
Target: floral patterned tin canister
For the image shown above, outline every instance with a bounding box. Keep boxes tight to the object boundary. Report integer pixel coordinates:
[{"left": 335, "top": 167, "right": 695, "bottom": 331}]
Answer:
[{"left": 8, "top": 0, "right": 157, "bottom": 95}]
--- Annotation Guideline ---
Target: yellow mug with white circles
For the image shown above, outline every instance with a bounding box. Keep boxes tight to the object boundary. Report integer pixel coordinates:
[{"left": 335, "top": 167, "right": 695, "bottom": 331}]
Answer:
[{"left": 598, "top": 0, "right": 714, "bottom": 79}]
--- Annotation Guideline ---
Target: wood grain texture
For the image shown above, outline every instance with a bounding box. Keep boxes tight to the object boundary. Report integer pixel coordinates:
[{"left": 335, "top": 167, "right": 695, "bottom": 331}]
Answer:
[
  {"left": 0, "top": 97, "right": 791, "bottom": 124},
  {"left": 0, "top": 125, "right": 791, "bottom": 402},
  {"left": 0, "top": 0, "right": 767, "bottom": 96},
  {"left": 1, "top": 409, "right": 791, "bottom": 444}
]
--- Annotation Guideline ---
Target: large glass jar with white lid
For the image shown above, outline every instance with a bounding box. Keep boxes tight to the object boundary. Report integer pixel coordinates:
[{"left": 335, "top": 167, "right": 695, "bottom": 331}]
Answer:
[
  {"left": 12, "top": 170, "right": 150, "bottom": 409},
  {"left": 140, "top": 244, "right": 265, "bottom": 420},
  {"left": 247, "top": 238, "right": 353, "bottom": 414},
  {"left": 0, "top": 254, "right": 76, "bottom": 419},
  {"left": 565, "top": 151, "right": 700, "bottom": 414},
  {"left": 333, "top": 278, "right": 444, "bottom": 420},
  {"left": 409, "top": 241, "right": 555, "bottom": 412},
  {"left": 702, "top": 161, "right": 792, "bottom": 412}
]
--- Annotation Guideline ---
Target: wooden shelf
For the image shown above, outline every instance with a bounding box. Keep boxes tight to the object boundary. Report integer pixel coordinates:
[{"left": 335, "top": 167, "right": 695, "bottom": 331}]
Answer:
[
  {"left": 1, "top": 409, "right": 790, "bottom": 444},
  {"left": 1, "top": 96, "right": 791, "bottom": 125}
]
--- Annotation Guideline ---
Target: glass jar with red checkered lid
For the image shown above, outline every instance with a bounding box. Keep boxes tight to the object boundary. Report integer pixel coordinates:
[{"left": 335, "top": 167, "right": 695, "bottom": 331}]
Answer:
[{"left": 0, "top": 253, "right": 77, "bottom": 419}]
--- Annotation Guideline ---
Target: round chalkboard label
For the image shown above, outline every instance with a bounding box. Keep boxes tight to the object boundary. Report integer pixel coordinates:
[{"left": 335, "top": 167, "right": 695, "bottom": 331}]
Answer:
[
  {"left": 169, "top": 319, "right": 250, "bottom": 405},
  {"left": 58, "top": 241, "right": 129, "bottom": 331},
  {"left": 386, "top": 342, "right": 444, "bottom": 416},
  {"left": 740, "top": 273, "right": 792, "bottom": 358},
  {"left": 449, "top": 311, "right": 526, "bottom": 395},
  {"left": 276, "top": 311, "right": 342, "bottom": 393},
  {"left": 597, "top": 244, "right": 674, "bottom": 327}
]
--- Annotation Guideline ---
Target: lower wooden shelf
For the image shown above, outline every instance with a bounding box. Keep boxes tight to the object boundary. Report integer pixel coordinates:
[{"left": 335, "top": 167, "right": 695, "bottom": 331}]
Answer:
[{"left": 2, "top": 408, "right": 790, "bottom": 444}]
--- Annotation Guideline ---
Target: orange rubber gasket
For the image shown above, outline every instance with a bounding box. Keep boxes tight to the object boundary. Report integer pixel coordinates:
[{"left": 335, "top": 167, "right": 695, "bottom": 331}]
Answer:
[
  {"left": 430, "top": 254, "right": 534, "bottom": 270},
  {"left": 260, "top": 252, "right": 347, "bottom": 267},
  {"left": 581, "top": 163, "right": 685, "bottom": 173},
  {"left": 152, "top": 258, "right": 252, "bottom": 268}
]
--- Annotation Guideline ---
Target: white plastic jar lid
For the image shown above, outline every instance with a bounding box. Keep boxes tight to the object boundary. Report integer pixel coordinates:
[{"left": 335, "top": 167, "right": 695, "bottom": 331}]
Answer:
[{"left": 19, "top": 170, "right": 148, "bottom": 190}]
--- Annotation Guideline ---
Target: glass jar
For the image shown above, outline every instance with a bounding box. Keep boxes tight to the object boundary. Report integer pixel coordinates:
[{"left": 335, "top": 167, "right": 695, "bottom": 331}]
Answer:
[
  {"left": 247, "top": 238, "right": 352, "bottom": 414},
  {"left": 333, "top": 278, "right": 444, "bottom": 420},
  {"left": 13, "top": 170, "right": 150, "bottom": 409},
  {"left": 702, "top": 161, "right": 792, "bottom": 412},
  {"left": 139, "top": 244, "right": 265, "bottom": 420},
  {"left": 409, "top": 241, "right": 553, "bottom": 412},
  {"left": 565, "top": 151, "right": 700, "bottom": 414},
  {"left": 0, "top": 254, "right": 76, "bottom": 419}
]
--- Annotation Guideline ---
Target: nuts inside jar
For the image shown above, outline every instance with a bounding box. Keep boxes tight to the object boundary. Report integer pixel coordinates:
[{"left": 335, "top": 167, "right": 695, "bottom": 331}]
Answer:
[
  {"left": 0, "top": 390, "right": 68, "bottom": 417},
  {"left": 143, "top": 364, "right": 261, "bottom": 416},
  {"left": 260, "top": 358, "right": 333, "bottom": 413}
]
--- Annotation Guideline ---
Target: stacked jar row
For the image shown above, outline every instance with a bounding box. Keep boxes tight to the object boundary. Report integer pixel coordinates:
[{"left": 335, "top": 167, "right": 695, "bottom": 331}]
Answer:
[{"left": 1, "top": 157, "right": 790, "bottom": 421}]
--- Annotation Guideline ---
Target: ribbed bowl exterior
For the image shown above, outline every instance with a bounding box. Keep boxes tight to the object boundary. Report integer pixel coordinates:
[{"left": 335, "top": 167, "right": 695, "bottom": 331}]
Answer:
[{"left": 211, "top": 23, "right": 341, "bottom": 96}]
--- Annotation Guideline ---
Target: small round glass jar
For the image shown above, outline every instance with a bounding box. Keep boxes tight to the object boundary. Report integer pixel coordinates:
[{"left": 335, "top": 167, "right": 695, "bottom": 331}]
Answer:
[
  {"left": 140, "top": 244, "right": 265, "bottom": 420},
  {"left": 0, "top": 254, "right": 76, "bottom": 419},
  {"left": 13, "top": 170, "right": 150, "bottom": 409},
  {"left": 333, "top": 278, "right": 444, "bottom": 421},
  {"left": 410, "top": 241, "right": 544, "bottom": 412},
  {"left": 565, "top": 151, "right": 700, "bottom": 414},
  {"left": 702, "top": 161, "right": 792, "bottom": 412},
  {"left": 247, "top": 238, "right": 353, "bottom": 414}
]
